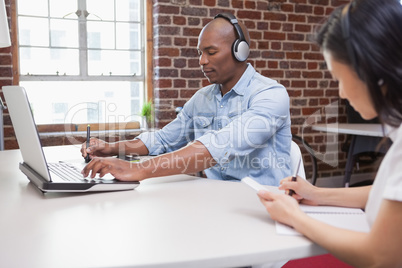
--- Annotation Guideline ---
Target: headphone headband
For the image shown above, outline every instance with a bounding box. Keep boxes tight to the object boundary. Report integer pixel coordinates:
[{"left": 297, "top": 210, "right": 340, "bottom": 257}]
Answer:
[
  {"left": 214, "top": 13, "right": 249, "bottom": 62},
  {"left": 214, "top": 13, "right": 246, "bottom": 42}
]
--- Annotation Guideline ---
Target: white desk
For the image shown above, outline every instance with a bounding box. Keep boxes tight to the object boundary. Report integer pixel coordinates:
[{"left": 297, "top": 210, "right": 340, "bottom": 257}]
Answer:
[
  {"left": 0, "top": 146, "right": 326, "bottom": 268},
  {"left": 312, "top": 123, "right": 389, "bottom": 187},
  {"left": 311, "top": 123, "right": 388, "bottom": 138}
]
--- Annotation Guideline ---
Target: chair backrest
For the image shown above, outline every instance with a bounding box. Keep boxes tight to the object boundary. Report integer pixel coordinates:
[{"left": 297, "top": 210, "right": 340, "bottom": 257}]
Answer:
[{"left": 290, "top": 140, "right": 306, "bottom": 179}]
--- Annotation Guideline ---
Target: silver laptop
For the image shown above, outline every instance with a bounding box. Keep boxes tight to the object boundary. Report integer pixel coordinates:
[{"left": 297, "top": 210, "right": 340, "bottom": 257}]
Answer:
[{"left": 3, "top": 85, "right": 139, "bottom": 193}]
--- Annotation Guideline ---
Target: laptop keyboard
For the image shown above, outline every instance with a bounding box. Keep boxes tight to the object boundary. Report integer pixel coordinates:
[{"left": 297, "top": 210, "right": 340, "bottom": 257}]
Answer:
[{"left": 48, "top": 162, "right": 86, "bottom": 182}]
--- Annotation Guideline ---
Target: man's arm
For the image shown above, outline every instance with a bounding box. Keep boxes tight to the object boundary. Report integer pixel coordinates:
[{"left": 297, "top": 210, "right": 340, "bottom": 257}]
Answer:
[
  {"left": 81, "top": 138, "right": 150, "bottom": 160},
  {"left": 81, "top": 141, "right": 216, "bottom": 181},
  {"left": 117, "top": 139, "right": 151, "bottom": 156},
  {"left": 141, "top": 141, "right": 216, "bottom": 177},
  {"left": 135, "top": 102, "right": 196, "bottom": 156}
]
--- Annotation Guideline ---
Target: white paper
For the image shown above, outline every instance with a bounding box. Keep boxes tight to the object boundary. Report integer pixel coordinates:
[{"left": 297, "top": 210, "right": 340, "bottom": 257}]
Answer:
[{"left": 276, "top": 205, "right": 370, "bottom": 235}]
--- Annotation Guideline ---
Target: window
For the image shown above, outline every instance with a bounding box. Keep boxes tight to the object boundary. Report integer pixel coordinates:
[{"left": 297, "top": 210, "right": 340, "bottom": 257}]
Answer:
[{"left": 17, "top": 0, "right": 145, "bottom": 125}]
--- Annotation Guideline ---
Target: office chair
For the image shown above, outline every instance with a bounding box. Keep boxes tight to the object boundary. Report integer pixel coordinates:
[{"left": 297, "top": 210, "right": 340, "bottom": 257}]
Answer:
[
  {"left": 290, "top": 140, "right": 306, "bottom": 180},
  {"left": 342, "top": 101, "right": 391, "bottom": 187},
  {"left": 292, "top": 135, "right": 318, "bottom": 185},
  {"left": 196, "top": 140, "right": 308, "bottom": 181}
]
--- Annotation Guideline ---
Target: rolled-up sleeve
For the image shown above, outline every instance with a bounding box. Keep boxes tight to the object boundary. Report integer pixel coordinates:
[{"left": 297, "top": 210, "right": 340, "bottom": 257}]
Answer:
[{"left": 136, "top": 102, "right": 195, "bottom": 155}]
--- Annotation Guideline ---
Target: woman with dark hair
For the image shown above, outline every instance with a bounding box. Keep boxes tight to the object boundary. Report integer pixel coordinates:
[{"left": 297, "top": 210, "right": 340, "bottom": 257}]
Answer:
[{"left": 257, "top": 0, "right": 402, "bottom": 266}]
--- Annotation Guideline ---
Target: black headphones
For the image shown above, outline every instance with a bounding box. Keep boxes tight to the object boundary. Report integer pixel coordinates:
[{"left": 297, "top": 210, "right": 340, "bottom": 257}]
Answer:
[{"left": 214, "top": 13, "right": 250, "bottom": 62}]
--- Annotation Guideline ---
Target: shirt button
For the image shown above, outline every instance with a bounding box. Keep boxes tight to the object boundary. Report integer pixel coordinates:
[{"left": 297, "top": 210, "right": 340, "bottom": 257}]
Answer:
[{"left": 220, "top": 105, "right": 223, "bottom": 108}]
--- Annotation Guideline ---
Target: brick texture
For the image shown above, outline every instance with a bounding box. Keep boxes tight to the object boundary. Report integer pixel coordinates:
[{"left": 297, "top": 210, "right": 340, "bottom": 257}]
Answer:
[
  {"left": 151, "top": 0, "right": 352, "bottom": 179},
  {"left": 2, "top": 0, "right": 369, "bottom": 180},
  {"left": 0, "top": 0, "right": 14, "bottom": 151}
]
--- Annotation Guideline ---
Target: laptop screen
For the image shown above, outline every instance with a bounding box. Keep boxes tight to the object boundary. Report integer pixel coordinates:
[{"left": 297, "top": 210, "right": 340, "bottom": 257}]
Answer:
[{"left": 3, "top": 86, "right": 53, "bottom": 182}]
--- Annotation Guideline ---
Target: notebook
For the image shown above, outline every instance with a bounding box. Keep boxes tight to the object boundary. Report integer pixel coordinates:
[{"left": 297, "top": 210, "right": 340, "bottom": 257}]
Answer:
[
  {"left": 3, "top": 85, "right": 139, "bottom": 193},
  {"left": 276, "top": 204, "right": 370, "bottom": 235}
]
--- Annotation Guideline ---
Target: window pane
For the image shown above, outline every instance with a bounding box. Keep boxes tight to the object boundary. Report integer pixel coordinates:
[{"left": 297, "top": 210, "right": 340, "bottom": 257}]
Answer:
[
  {"left": 88, "top": 50, "right": 141, "bottom": 76},
  {"left": 22, "top": 81, "right": 144, "bottom": 125},
  {"left": 116, "top": 22, "right": 141, "bottom": 49},
  {"left": 18, "top": 0, "right": 48, "bottom": 17},
  {"left": 19, "top": 47, "right": 79, "bottom": 75},
  {"left": 18, "top": 17, "right": 49, "bottom": 47},
  {"left": 87, "top": 21, "right": 115, "bottom": 49},
  {"left": 49, "top": 0, "right": 77, "bottom": 18},
  {"left": 87, "top": 0, "right": 114, "bottom": 21},
  {"left": 116, "top": 0, "right": 141, "bottom": 22},
  {"left": 17, "top": 0, "right": 146, "bottom": 125},
  {"left": 50, "top": 19, "right": 79, "bottom": 47}
]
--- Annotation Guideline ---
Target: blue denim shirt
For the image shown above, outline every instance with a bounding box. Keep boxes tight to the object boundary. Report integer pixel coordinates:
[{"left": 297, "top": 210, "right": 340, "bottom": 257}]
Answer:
[{"left": 137, "top": 64, "right": 291, "bottom": 186}]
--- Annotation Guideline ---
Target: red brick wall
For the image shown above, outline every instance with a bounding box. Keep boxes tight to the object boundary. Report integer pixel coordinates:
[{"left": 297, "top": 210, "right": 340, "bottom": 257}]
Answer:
[
  {"left": 1, "top": 0, "right": 357, "bottom": 179},
  {"left": 0, "top": 0, "right": 14, "bottom": 147},
  {"left": 151, "top": 0, "right": 351, "bottom": 178}
]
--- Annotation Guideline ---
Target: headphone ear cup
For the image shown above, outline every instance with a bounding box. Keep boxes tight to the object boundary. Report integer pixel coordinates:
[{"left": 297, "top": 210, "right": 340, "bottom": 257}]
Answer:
[{"left": 232, "top": 39, "right": 250, "bottom": 62}]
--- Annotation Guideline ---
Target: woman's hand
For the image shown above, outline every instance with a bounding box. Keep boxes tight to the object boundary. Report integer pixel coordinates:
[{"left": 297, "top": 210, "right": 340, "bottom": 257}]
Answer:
[
  {"left": 257, "top": 190, "right": 303, "bottom": 227},
  {"left": 279, "top": 175, "right": 320, "bottom": 206},
  {"left": 257, "top": 176, "right": 321, "bottom": 228}
]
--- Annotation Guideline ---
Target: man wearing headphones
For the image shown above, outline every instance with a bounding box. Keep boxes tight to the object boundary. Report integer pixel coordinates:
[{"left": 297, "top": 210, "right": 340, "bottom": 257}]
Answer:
[{"left": 81, "top": 13, "right": 292, "bottom": 186}]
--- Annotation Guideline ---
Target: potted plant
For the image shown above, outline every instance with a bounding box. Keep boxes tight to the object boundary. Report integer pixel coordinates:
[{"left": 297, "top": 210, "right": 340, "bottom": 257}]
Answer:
[{"left": 140, "top": 100, "right": 153, "bottom": 129}]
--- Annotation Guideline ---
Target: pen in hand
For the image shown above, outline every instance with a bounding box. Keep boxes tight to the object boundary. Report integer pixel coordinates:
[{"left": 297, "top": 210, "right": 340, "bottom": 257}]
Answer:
[
  {"left": 288, "top": 156, "right": 301, "bottom": 196},
  {"left": 85, "top": 124, "right": 91, "bottom": 163}
]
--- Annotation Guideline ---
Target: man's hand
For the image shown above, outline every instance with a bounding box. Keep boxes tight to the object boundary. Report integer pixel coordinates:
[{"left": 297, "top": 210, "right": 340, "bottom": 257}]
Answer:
[
  {"left": 81, "top": 157, "right": 146, "bottom": 181},
  {"left": 81, "top": 138, "right": 115, "bottom": 161},
  {"left": 81, "top": 140, "right": 214, "bottom": 182}
]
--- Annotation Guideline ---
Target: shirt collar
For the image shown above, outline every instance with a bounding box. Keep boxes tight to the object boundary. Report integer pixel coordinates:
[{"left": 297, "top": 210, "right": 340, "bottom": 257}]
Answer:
[
  {"left": 231, "top": 63, "right": 255, "bottom": 96},
  {"left": 212, "top": 63, "right": 256, "bottom": 97}
]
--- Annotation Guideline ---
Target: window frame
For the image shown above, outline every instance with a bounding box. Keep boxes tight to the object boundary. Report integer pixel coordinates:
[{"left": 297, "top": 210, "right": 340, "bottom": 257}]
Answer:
[{"left": 11, "top": 0, "right": 153, "bottom": 128}]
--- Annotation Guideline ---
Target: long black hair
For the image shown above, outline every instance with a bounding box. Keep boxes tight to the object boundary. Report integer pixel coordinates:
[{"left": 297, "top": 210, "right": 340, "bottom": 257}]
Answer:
[{"left": 315, "top": 0, "right": 402, "bottom": 127}]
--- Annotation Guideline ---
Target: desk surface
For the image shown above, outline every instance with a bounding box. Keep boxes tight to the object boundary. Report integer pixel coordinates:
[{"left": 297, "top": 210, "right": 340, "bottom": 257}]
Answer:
[
  {"left": 312, "top": 123, "right": 388, "bottom": 137},
  {"left": 0, "top": 146, "right": 325, "bottom": 268}
]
